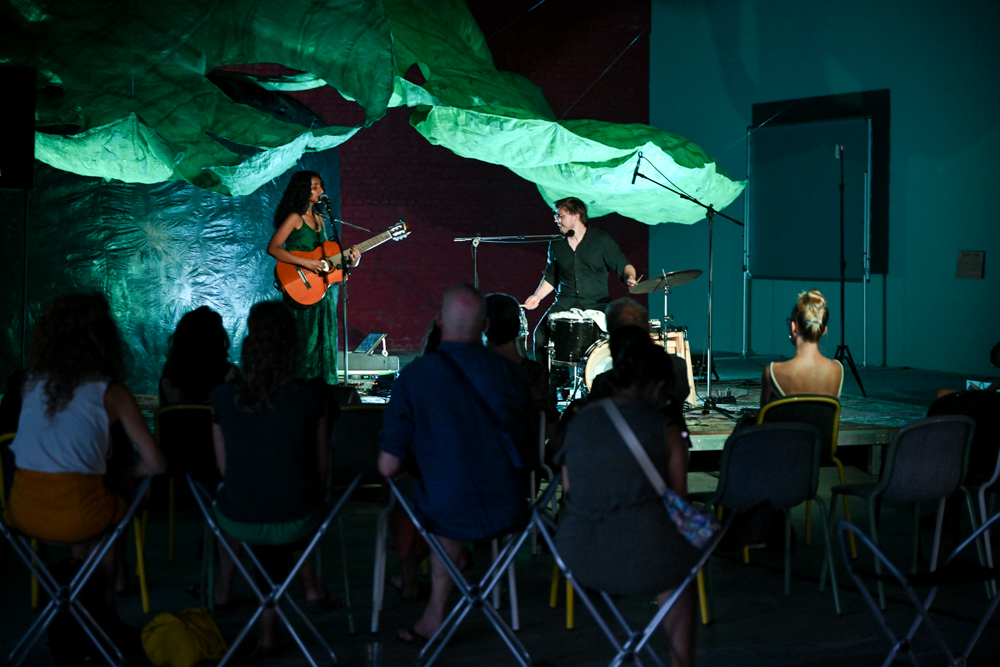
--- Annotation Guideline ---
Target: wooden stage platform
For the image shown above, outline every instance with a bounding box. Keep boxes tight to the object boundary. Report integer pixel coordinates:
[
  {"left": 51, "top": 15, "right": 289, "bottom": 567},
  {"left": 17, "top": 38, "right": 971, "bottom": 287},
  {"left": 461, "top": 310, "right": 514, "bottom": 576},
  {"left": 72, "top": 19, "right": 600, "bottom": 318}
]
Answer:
[{"left": 682, "top": 380, "right": 928, "bottom": 471}]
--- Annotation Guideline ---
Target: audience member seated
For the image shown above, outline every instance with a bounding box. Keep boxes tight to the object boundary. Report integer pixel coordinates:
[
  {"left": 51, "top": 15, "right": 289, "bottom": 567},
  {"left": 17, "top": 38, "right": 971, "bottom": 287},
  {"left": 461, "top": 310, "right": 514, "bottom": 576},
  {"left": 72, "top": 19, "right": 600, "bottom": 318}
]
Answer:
[
  {"left": 210, "top": 300, "right": 339, "bottom": 652},
  {"left": 555, "top": 334, "right": 699, "bottom": 667},
  {"left": 378, "top": 284, "right": 534, "bottom": 646},
  {"left": 936, "top": 341, "right": 1000, "bottom": 397},
  {"left": 760, "top": 289, "right": 843, "bottom": 406},
  {"left": 3, "top": 293, "right": 166, "bottom": 639},
  {"left": 485, "top": 292, "right": 556, "bottom": 422},
  {"left": 160, "top": 306, "right": 238, "bottom": 407}
]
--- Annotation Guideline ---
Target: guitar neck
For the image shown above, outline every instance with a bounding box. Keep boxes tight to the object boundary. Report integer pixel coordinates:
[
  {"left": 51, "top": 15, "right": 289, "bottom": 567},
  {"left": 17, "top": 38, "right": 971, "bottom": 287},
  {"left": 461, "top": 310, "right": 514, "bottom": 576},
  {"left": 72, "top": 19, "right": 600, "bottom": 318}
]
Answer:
[{"left": 345, "top": 230, "right": 394, "bottom": 257}]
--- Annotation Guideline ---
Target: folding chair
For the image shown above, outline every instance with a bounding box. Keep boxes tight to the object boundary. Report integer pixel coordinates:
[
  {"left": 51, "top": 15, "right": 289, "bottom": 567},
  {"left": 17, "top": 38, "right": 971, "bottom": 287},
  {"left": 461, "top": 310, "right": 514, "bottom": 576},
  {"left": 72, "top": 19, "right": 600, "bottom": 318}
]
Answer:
[
  {"left": 385, "top": 476, "right": 541, "bottom": 667},
  {"left": 758, "top": 394, "right": 857, "bottom": 557},
  {"left": 189, "top": 473, "right": 362, "bottom": 667},
  {"left": 0, "top": 477, "right": 151, "bottom": 667},
  {"left": 533, "top": 486, "right": 731, "bottom": 667},
  {"left": 826, "top": 415, "right": 974, "bottom": 609},
  {"left": 699, "top": 423, "right": 842, "bottom": 617},
  {"left": 838, "top": 514, "right": 1000, "bottom": 667}
]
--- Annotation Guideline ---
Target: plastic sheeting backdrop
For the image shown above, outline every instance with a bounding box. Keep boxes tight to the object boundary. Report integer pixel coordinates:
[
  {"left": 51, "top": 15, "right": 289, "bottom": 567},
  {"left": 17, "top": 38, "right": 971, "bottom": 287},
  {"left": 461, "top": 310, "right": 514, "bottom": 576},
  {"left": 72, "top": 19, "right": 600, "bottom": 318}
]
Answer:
[
  {"left": 0, "top": 0, "right": 747, "bottom": 390},
  {"left": 0, "top": 80, "right": 340, "bottom": 393},
  {"left": 2, "top": 0, "right": 743, "bottom": 223}
]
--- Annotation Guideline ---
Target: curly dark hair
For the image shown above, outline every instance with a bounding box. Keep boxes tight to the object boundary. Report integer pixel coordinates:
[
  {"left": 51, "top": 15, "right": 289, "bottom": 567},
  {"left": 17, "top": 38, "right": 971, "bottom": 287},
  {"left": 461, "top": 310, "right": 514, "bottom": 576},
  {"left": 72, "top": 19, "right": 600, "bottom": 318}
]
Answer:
[
  {"left": 27, "top": 292, "right": 126, "bottom": 417},
  {"left": 273, "top": 170, "right": 323, "bottom": 229},
  {"left": 235, "top": 301, "right": 300, "bottom": 412},
  {"left": 162, "top": 306, "right": 231, "bottom": 404}
]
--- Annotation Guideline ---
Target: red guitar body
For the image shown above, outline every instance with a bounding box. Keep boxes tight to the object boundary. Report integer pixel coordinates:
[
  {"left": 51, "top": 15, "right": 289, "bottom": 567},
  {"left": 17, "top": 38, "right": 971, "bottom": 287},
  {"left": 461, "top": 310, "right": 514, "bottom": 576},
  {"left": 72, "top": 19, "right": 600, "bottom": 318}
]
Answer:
[
  {"left": 274, "top": 221, "right": 410, "bottom": 307},
  {"left": 274, "top": 241, "right": 344, "bottom": 307}
]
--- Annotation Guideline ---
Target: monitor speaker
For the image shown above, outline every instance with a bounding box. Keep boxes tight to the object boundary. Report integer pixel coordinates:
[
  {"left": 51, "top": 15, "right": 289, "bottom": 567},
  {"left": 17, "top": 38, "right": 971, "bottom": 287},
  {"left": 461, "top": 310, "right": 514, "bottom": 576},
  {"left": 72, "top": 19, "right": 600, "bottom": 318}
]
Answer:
[{"left": 0, "top": 66, "right": 35, "bottom": 190}]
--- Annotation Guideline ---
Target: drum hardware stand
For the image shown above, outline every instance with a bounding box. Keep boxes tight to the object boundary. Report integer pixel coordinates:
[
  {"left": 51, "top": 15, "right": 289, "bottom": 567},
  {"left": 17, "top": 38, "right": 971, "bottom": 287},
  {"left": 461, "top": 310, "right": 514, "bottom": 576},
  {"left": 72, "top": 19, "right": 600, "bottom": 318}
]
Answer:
[
  {"left": 831, "top": 146, "right": 867, "bottom": 396},
  {"left": 453, "top": 233, "right": 563, "bottom": 290},
  {"left": 632, "top": 155, "right": 743, "bottom": 418},
  {"left": 331, "top": 217, "right": 372, "bottom": 387}
]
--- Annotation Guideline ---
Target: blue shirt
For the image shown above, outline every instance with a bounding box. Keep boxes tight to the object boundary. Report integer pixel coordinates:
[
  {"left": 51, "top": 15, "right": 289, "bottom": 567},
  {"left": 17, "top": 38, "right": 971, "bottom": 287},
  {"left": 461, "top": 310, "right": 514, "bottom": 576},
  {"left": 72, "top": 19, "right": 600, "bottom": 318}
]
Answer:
[{"left": 380, "top": 342, "right": 534, "bottom": 541}]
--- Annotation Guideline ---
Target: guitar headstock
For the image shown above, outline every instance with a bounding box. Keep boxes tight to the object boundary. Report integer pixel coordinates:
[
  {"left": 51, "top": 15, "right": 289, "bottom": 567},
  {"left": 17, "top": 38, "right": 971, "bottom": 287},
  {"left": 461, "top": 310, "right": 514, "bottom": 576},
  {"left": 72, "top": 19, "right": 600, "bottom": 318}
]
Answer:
[{"left": 389, "top": 220, "right": 411, "bottom": 240}]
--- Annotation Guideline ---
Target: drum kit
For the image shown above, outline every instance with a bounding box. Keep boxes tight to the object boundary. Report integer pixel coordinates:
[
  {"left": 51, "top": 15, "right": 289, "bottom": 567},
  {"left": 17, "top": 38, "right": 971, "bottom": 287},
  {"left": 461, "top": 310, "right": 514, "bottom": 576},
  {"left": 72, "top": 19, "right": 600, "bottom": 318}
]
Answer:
[{"left": 541, "top": 269, "right": 702, "bottom": 403}]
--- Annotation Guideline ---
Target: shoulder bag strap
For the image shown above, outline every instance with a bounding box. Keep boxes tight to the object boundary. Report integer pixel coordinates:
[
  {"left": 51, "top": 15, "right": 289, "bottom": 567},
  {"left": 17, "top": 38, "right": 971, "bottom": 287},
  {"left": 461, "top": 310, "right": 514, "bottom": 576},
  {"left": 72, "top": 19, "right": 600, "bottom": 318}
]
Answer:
[{"left": 600, "top": 398, "right": 668, "bottom": 496}]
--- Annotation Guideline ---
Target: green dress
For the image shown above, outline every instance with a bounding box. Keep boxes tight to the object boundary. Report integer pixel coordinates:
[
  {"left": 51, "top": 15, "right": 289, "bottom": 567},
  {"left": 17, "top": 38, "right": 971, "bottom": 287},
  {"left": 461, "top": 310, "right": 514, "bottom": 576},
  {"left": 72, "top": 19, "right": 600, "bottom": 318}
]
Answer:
[{"left": 283, "top": 221, "right": 339, "bottom": 385}]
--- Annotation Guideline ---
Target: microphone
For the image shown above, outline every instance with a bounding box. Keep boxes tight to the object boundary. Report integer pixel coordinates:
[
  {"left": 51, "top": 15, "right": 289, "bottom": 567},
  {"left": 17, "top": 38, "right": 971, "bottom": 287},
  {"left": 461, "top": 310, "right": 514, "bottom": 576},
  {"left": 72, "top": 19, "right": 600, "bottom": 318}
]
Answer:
[
  {"left": 631, "top": 151, "right": 643, "bottom": 185},
  {"left": 319, "top": 193, "right": 332, "bottom": 210},
  {"left": 563, "top": 229, "right": 575, "bottom": 239}
]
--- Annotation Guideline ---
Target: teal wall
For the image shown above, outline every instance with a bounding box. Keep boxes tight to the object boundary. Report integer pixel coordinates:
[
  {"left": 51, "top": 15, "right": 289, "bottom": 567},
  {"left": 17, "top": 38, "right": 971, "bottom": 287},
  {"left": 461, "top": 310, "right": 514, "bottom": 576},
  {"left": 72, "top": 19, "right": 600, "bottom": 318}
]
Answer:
[{"left": 649, "top": 0, "right": 1000, "bottom": 375}]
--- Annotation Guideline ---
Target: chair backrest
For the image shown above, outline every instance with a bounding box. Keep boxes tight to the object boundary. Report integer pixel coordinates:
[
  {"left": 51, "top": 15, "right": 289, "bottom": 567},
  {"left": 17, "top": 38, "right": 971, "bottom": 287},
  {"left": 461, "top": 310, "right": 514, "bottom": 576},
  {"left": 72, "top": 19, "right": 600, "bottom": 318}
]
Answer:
[
  {"left": 927, "top": 390, "right": 1000, "bottom": 488},
  {"left": 712, "top": 423, "right": 822, "bottom": 512},
  {"left": 154, "top": 405, "right": 215, "bottom": 479},
  {"left": 758, "top": 394, "right": 840, "bottom": 465},
  {"left": 328, "top": 404, "right": 385, "bottom": 487},
  {"left": 879, "top": 415, "right": 975, "bottom": 504}
]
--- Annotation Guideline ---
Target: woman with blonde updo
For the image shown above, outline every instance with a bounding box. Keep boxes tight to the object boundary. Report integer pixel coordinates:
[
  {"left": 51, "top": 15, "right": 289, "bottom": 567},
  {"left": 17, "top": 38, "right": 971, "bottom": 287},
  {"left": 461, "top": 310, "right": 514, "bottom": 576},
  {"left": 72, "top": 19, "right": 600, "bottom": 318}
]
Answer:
[{"left": 760, "top": 290, "right": 844, "bottom": 406}]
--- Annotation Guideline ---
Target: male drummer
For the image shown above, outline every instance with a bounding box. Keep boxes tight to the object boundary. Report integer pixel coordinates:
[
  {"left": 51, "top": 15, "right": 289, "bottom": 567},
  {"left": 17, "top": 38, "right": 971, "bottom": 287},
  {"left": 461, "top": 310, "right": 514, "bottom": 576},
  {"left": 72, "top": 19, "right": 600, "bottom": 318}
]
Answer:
[{"left": 524, "top": 197, "right": 638, "bottom": 362}]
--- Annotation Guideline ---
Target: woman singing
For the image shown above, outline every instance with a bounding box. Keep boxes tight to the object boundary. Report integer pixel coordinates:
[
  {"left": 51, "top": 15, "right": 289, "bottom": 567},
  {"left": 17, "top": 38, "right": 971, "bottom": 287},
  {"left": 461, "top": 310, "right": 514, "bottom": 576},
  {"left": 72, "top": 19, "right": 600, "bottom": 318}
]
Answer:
[{"left": 268, "top": 171, "right": 358, "bottom": 384}]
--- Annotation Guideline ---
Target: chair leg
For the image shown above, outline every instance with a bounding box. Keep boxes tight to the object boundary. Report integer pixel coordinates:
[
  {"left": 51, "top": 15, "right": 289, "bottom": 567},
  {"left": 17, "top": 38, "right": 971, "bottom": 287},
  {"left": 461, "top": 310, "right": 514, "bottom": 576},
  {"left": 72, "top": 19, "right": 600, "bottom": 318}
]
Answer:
[
  {"left": 833, "top": 457, "right": 858, "bottom": 558},
  {"left": 371, "top": 505, "right": 391, "bottom": 633},
  {"left": 134, "top": 516, "right": 150, "bottom": 614},
  {"left": 980, "top": 491, "right": 997, "bottom": 597},
  {"left": 696, "top": 568, "right": 710, "bottom": 625},
  {"left": 168, "top": 475, "right": 176, "bottom": 561},
  {"left": 549, "top": 561, "right": 560, "bottom": 608},
  {"left": 784, "top": 510, "right": 792, "bottom": 596},
  {"left": 805, "top": 499, "right": 812, "bottom": 546},
  {"left": 929, "top": 498, "right": 945, "bottom": 572},
  {"left": 566, "top": 577, "right": 574, "bottom": 629},
  {"left": 814, "top": 496, "right": 841, "bottom": 615},
  {"left": 30, "top": 538, "right": 39, "bottom": 609},
  {"left": 507, "top": 542, "right": 520, "bottom": 631},
  {"left": 869, "top": 501, "right": 887, "bottom": 610},
  {"left": 337, "top": 516, "right": 354, "bottom": 635}
]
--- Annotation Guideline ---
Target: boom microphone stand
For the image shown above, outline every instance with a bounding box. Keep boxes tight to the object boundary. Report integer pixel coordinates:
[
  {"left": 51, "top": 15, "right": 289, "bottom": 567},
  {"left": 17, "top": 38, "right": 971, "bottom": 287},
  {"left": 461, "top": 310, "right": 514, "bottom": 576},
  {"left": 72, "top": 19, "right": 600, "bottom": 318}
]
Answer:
[
  {"left": 453, "top": 233, "right": 565, "bottom": 289},
  {"left": 631, "top": 154, "right": 743, "bottom": 417}
]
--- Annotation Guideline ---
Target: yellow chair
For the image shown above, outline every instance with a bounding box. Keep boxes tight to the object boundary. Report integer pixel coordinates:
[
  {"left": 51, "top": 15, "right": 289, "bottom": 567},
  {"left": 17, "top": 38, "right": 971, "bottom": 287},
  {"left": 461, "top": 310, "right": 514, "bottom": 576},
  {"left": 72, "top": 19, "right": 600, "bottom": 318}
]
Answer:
[
  {"left": 758, "top": 394, "right": 857, "bottom": 559},
  {"left": 153, "top": 404, "right": 215, "bottom": 562}
]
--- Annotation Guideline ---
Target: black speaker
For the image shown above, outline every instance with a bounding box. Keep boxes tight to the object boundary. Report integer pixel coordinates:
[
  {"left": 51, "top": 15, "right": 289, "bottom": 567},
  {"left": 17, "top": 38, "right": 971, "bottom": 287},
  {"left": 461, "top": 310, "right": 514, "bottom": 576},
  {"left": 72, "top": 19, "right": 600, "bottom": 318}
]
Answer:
[{"left": 0, "top": 66, "right": 35, "bottom": 190}]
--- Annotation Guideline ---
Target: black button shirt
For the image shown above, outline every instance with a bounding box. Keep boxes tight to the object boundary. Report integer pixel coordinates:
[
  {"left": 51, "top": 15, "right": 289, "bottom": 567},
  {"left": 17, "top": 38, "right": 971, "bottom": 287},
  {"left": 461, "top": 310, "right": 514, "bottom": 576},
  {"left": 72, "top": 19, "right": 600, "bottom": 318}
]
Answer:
[{"left": 543, "top": 227, "right": 630, "bottom": 312}]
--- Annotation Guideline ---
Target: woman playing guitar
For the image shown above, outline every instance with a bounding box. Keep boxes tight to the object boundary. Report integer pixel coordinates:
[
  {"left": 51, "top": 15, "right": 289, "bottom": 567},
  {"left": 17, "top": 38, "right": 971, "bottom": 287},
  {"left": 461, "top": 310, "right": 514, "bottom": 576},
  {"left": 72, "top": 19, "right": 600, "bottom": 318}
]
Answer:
[{"left": 267, "top": 171, "right": 359, "bottom": 384}]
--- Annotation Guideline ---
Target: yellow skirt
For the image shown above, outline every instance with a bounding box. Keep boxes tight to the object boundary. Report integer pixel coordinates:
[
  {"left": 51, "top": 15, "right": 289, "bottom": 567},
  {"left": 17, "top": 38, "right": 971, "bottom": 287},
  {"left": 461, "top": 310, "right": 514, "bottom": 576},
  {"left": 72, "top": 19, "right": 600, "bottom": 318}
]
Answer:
[{"left": 4, "top": 469, "right": 127, "bottom": 544}]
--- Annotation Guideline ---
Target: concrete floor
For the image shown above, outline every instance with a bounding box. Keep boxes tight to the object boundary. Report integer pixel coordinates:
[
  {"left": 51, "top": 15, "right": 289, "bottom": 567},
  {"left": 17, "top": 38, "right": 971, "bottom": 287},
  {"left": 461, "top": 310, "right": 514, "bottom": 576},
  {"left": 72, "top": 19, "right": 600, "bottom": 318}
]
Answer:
[{"left": 2, "top": 364, "right": 999, "bottom": 666}]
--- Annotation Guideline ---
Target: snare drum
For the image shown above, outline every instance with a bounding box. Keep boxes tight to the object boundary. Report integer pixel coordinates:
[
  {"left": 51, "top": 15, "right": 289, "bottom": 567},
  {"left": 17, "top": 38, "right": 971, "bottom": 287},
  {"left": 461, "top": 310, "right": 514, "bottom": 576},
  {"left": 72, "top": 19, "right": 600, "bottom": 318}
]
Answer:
[
  {"left": 548, "top": 312, "right": 600, "bottom": 365},
  {"left": 581, "top": 333, "right": 682, "bottom": 390}
]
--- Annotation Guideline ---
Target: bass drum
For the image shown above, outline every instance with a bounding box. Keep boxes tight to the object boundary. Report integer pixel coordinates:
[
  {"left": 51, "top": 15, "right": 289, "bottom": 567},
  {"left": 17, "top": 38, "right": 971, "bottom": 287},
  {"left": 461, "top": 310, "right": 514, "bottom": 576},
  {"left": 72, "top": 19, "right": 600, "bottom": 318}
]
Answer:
[{"left": 581, "top": 333, "right": 679, "bottom": 390}]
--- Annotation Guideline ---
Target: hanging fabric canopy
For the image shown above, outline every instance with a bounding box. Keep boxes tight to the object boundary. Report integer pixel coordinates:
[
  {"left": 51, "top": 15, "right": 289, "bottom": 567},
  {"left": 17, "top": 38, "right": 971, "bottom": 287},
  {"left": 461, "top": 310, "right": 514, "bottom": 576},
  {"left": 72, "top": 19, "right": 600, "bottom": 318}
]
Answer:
[{"left": 2, "top": 0, "right": 744, "bottom": 223}]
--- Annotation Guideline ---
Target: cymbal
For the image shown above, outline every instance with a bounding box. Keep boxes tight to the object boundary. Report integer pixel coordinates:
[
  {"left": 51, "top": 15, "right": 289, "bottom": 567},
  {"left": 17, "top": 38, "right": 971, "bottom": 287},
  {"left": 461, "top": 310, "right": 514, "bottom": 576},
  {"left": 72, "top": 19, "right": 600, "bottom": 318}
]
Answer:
[{"left": 630, "top": 269, "right": 703, "bottom": 294}]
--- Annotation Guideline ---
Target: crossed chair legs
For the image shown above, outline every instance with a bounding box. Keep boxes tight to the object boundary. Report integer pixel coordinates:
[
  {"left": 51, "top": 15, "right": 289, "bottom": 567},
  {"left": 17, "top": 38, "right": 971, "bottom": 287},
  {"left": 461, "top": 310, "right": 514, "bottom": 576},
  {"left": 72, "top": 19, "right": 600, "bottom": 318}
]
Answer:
[
  {"left": 188, "top": 474, "right": 361, "bottom": 667},
  {"left": 0, "top": 478, "right": 151, "bottom": 667}
]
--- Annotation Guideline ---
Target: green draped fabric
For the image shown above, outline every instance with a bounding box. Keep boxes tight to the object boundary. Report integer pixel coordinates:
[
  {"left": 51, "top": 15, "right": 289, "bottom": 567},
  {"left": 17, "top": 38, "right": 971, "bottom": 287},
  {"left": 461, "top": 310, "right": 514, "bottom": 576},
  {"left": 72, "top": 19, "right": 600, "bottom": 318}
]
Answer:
[{"left": 2, "top": 0, "right": 744, "bottom": 224}]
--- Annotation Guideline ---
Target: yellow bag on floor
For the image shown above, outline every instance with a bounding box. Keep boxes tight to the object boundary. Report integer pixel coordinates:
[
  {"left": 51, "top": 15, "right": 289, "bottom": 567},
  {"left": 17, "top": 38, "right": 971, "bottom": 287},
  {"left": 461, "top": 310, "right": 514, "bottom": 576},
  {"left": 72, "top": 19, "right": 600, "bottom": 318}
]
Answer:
[{"left": 142, "top": 607, "right": 227, "bottom": 667}]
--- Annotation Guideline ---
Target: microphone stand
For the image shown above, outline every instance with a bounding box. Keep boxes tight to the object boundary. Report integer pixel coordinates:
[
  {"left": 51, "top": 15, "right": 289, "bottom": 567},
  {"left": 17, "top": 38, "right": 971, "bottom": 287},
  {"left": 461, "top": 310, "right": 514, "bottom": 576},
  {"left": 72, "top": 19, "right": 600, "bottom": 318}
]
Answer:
[
  {"left": 327, "top": 213, "right": 371, "bottom": 387},
  {"left": 632, "top": 159, "right": 744, "bottom": 418},
  {"left": 453, "top": 233, "right": 564, "bottom": 289}
]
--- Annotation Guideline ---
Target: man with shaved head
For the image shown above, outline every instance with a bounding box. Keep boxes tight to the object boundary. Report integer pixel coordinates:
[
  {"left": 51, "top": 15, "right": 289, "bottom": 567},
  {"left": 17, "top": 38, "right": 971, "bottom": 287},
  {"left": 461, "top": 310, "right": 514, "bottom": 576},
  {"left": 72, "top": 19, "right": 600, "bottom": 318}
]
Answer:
[{"left": 379, "top": 283, "right": 534, "bottom": 645}]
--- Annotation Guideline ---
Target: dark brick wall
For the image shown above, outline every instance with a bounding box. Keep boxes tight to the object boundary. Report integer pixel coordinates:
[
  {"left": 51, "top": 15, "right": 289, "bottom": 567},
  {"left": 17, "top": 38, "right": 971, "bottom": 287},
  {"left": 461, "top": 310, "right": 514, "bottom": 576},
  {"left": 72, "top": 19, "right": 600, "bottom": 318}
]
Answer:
[{"left": 241, "top": 0, "right": 650, "bottom": 350}]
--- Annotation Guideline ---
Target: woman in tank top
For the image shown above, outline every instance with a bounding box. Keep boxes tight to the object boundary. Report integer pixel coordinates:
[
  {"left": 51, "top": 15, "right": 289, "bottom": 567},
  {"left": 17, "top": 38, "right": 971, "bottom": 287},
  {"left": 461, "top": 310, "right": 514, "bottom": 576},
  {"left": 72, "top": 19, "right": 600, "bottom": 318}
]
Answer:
[{"left": 760, "top": 289, "right": 844, "bottom": 406}]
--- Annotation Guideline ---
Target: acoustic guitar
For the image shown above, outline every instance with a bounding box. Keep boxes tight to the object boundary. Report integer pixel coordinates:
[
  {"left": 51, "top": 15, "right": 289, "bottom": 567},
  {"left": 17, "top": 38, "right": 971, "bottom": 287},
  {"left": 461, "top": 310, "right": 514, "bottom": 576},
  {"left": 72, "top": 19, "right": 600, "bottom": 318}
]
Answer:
[{"left": 275, "top": 220, "right": 410, "bottom": 306}]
